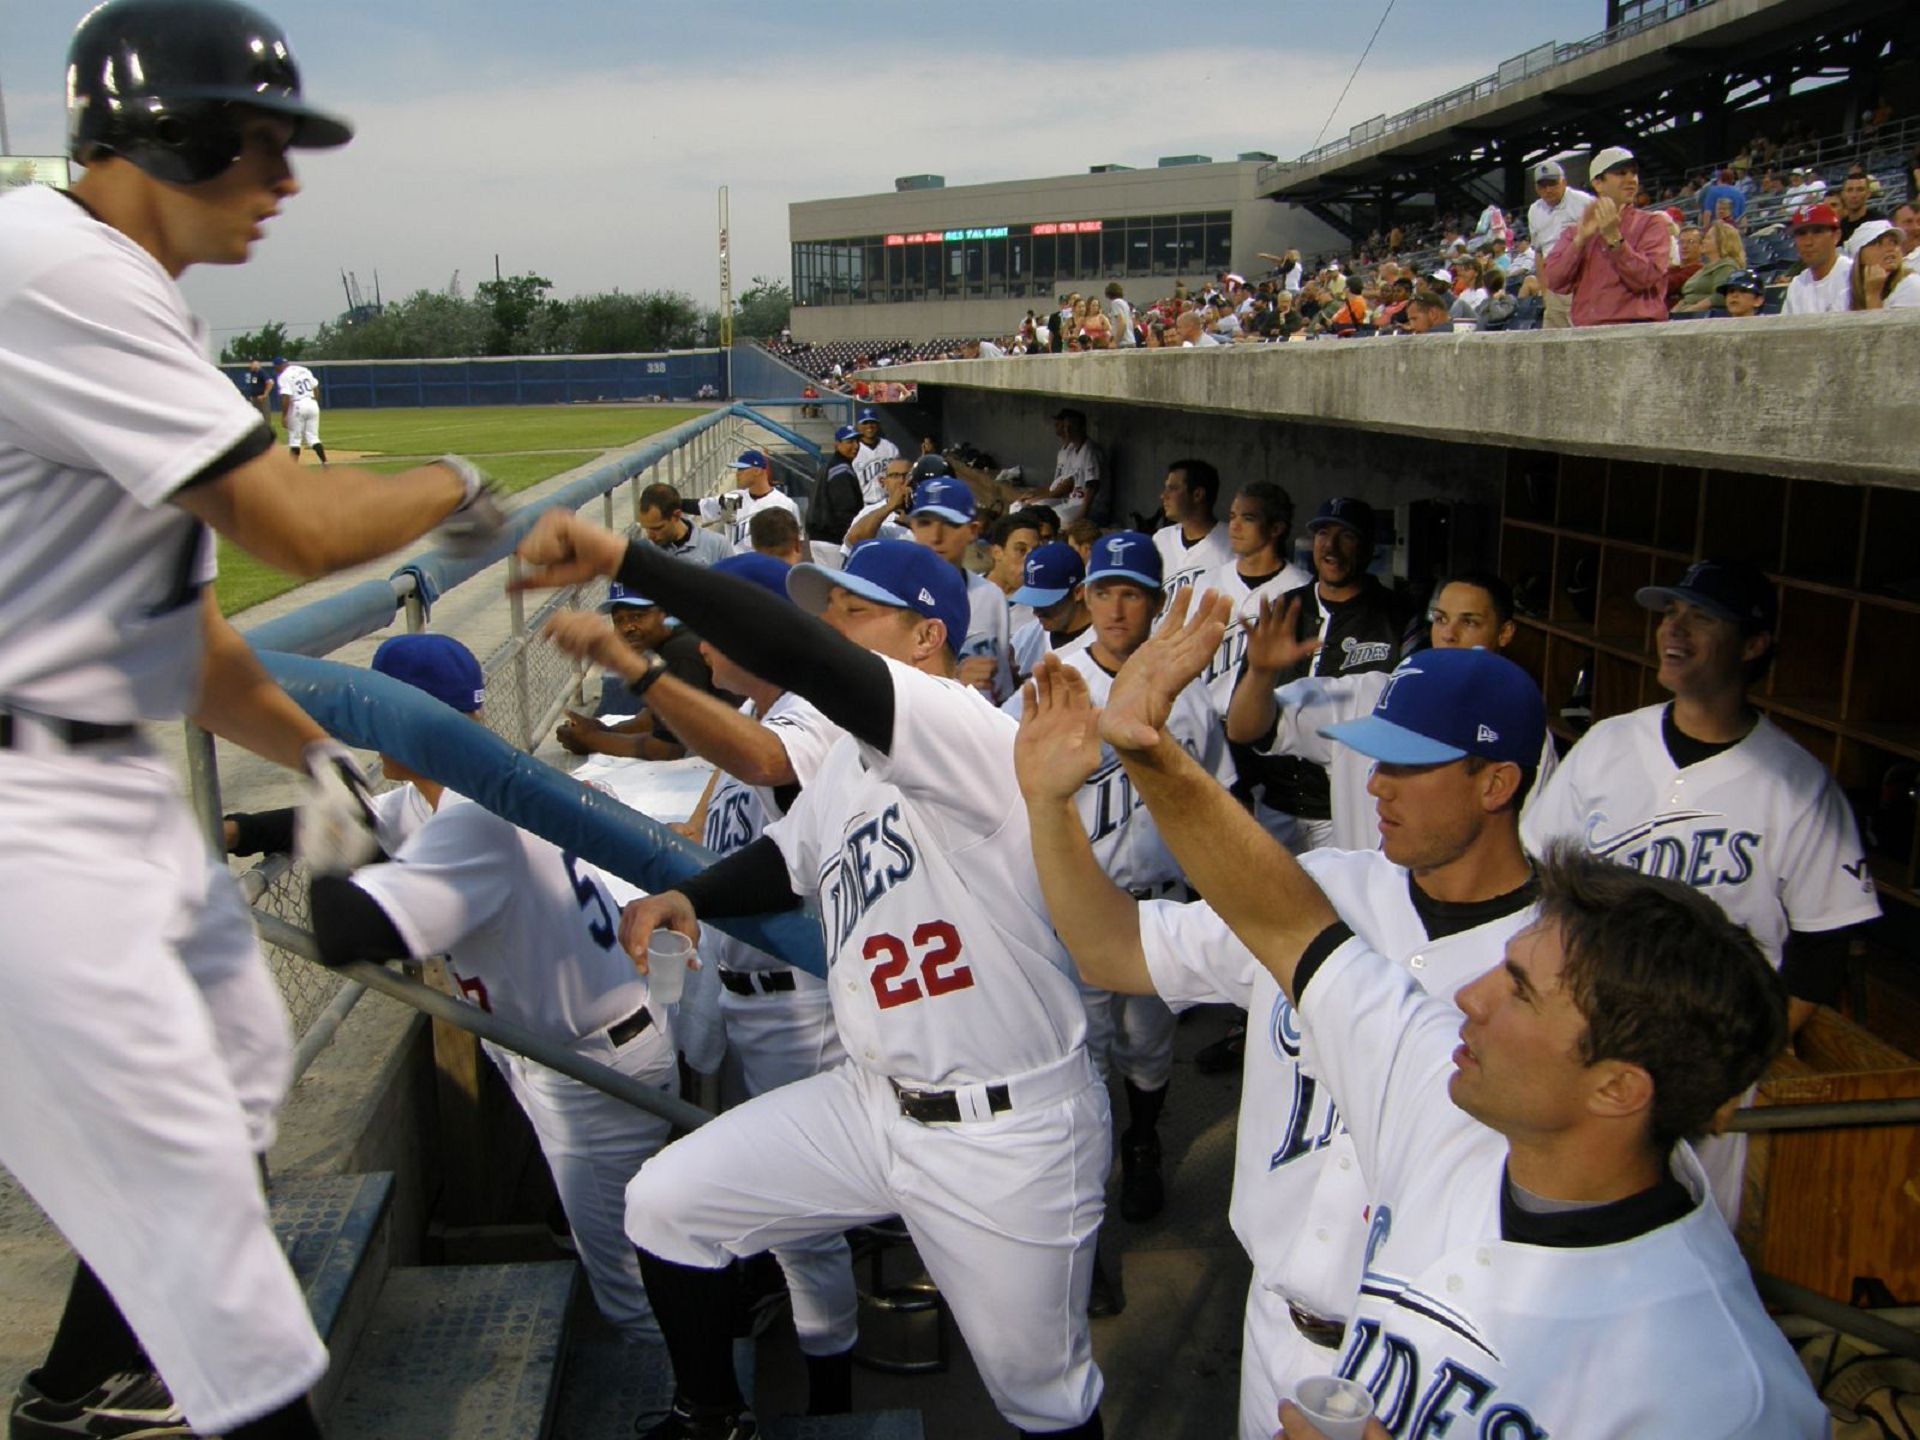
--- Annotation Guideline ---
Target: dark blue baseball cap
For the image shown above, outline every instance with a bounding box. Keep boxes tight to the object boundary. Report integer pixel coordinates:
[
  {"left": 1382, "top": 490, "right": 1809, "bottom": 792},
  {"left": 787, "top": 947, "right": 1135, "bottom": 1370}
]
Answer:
[
  {"left": 1009, "top": 542, "right": 1086, "bottom": 607},
  {"left": 1306, "top": 497, "right": 1377, "bottom": 547},
  {"left": 371, "top": 633, "right": 486, "bottom": 714},
  {"left": 713, "top": 551, "right": 795, "bottom": 603},
  {"left": 833, "top": 424, "right": 861, "bottom": 443},
  {"left": 786, "top": 540, "right": 970, "bottom": 657},
  {"left": 857, "top": 409, "right": 881, "bottom": 424},
  {"left": 1084, "top": 531, "right": 1163, "bottom": 591},
  {"left": 598, "top": 581, "right": 658, "bottom": 613},
  {"left": 1636, "top": 558, "right": 1777, "bottom": 632},
  {"left": 1321, "top": 649, "right": 1544, "bottom": 769},
  {"left": 1717, "top": 269, "right": 1765, "bottom": 297},
  {"left": 729, "top": 449, "right": 770, "bottom": 471},
  {"left": 907, "top": 476, "right": 976, "bottom": 525}
]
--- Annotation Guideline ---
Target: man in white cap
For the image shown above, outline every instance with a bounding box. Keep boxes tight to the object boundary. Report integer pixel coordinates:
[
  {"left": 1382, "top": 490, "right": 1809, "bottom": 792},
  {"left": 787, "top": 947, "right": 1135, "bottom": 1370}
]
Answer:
[
  {"left": 1526, "top": 159, "right": 1593, "bottom": 330},
  {"left": 1542, "top": 146, "right": 1668, "bottom": 326}
]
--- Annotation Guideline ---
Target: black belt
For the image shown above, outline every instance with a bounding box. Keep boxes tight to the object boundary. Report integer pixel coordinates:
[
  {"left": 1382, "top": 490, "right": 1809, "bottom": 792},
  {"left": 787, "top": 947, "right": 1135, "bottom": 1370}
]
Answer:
[
  {"left": 0, "top": 714, "right": 139, "bottom": 749},
  {"left": 718, "top": 968, "right": 797, "bottom": 997},
  {"left": 606, "top": 1005, "right": 654, "bottom": 1048},
  {"left": 1289, "top": 1304, "right": 1345, "bottom": 1350},
  {"left": 891, "top": 1080, "right": 1012, "bottom": 1125}
]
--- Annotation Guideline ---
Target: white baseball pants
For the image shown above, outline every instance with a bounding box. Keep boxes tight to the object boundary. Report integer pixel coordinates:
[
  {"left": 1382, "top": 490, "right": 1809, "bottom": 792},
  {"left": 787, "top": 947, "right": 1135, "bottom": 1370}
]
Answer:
[
  {"left": 1239, "top": 1277, "right": 1346, "bottom": 1440},
  {"left": 287, "top": 398, "right": 320, "bottom": 448}
]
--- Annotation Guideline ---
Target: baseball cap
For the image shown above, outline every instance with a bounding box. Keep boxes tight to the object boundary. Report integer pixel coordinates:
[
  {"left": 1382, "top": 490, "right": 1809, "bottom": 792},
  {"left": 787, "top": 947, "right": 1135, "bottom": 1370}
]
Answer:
[
  {"left": 1050, "top": 407, "right": 1087, "bottom": 426},
  {"left": 1305, "top": 497, "right": 1377, "bottom": 547},
  {"left": 1845, "top": 218, "right": 1899, "bottom": 257},
  {"left": 1790, "top": 203, "right": 1840, "bottom": 233},
  {"left": 729, "top": 449, "right": 770, "bottom": 471},
  {"left": 1083, "top": 531, "right": 1163, "bottom": 591},
  {"left": 1717, "top": 268, "right": 1766, "bottom": 297},
  {"left": 1635, "top": 558, "right": 1777, "bottom": 632},
  {"left": 1533, "top": 160, "right": 1566, "bottom": 183},
  {"left": 371, "top": 633, "right": 485, "bottom": 714},
  {"left": 909, "top": 454, "right": 954, "bottom": 483},
  {"left": 907, "top": 476, "right": 976, "bottom": 524},
  {"left": 712, "top": 551, "right": 795, "bottom": 602},
  {"left": 857, "top": 409, "right": 881, "bottom": 424},
  {"left": 787, "top": 540, "right": 971, "bottom": 657},
  {"left": 598, "top": 581, "right": 658, "bottom": 613},
  {"left": 1009, "top": 542, "right": 1086, "bottom": 607},
  {"left": 833, "top": 424, "right": 860, "bottom": 443},
  {"left": 273, "top": 354, "right": 287, "bottom": 365},
  {"left": 1589, "top": 145, "right": 1637, "bottom": 178},
  {"left": 1321, "top": 649, "right": 1544, "bottom": 770}
]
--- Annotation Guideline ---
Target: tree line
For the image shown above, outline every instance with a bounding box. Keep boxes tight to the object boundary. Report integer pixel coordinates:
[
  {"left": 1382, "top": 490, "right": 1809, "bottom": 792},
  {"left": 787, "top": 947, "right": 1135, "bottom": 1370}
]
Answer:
[{"left": 221, "top": 273, "right": 793, "bottom": 365}]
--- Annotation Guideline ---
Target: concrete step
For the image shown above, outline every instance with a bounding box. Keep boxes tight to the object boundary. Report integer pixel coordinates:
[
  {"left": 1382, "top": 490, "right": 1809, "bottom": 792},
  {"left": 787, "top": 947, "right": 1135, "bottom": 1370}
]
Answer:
[
  {"left": 762, "top": 1412, "right": 926, "bottom": 1440},
  {"left": 328, "top": 1261, "right": 578, "bottom": 1440},
  {"left": 551, "top": 1332, "right": 753, "bottom": 1440},
  {"left": 269, "top": 1170, "right": 394, "bottom": 1417}
]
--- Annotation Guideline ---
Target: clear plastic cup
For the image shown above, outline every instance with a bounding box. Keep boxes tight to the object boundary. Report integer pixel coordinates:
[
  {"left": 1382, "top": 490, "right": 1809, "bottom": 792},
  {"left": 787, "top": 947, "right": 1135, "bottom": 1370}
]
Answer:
[
  {"left": 1292, "top": 1375, "right": 1376, "bottom": 1440},
  {"left": 1452, "top": 320, "right": 1477, "bottom": 333},
  {"left": 646, "top": 930, "right": 693, "bottom": 1005}
]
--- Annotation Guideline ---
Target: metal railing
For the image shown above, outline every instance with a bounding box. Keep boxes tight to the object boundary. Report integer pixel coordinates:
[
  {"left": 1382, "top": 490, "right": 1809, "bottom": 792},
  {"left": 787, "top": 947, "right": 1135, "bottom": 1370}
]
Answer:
[{"left": 1258, "top": 0, "right": 1725, "bottom": 187}]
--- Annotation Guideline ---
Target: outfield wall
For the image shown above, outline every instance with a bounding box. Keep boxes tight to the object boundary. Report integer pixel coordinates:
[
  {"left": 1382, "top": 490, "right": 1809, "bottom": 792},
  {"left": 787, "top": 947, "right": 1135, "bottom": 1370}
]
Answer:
[{"left": 221, "top": 350, "right": 726, "bottom": 409}]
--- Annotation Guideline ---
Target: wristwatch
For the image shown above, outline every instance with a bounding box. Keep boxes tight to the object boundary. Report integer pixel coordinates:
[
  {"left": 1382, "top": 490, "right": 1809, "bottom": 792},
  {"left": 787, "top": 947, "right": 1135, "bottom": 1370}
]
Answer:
[{"left": 625, "top": 651, "right": 669, "bottom": 698}]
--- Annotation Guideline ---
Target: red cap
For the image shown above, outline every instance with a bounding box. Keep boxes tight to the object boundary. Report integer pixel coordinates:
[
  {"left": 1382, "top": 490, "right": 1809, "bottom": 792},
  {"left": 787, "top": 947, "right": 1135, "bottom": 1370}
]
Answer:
[
  {"left": 1790, "top": 203, "right": 1840, "bottom": 232},
  {"left": 1664, "top": 207, "right": 1686, "bottom": 226}
]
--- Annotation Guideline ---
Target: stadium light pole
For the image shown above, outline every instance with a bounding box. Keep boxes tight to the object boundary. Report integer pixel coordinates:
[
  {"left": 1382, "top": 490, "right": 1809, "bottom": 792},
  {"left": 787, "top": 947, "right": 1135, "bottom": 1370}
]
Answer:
[{"left": 718, "top": 185, "right": 733, "bottom": 400}]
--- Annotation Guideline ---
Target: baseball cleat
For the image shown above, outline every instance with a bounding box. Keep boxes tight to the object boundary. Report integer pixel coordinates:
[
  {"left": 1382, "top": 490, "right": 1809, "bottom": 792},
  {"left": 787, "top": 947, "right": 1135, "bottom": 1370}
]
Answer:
[
  {"left": 9, "top": 1369, "right": 197, "bottom": 1439},
  {"left": 633, "top": 1398, "right": 757, "bottom": 1439},
  {"left": 1119, "top": 1134, "right": 1166, "bottom": 1223}
]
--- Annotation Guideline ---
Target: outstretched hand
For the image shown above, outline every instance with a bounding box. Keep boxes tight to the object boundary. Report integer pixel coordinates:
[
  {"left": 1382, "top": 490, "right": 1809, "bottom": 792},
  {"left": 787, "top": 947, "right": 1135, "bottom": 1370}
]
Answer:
[
  {"left": 1101, "top": 588, "right": 1233, "bottom": 753},
  {"left": 1243, "top": 594, "right": 1322, "bottom": 676},
  {"left": 543, "top": 610, "right": 642, "bottom": 676},
  {"left": 510, "top": 509, "right": 629, "bottom": 592},
  {"left": 1014, "top": 657, "right": 1104, "bottom": 804}
]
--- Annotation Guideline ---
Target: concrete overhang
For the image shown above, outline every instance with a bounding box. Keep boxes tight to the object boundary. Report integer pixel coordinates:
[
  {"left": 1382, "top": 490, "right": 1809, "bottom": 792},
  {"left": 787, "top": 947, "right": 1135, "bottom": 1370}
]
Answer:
[{"left": 865, "top": 315, "right": 1920, "bottom": 492}]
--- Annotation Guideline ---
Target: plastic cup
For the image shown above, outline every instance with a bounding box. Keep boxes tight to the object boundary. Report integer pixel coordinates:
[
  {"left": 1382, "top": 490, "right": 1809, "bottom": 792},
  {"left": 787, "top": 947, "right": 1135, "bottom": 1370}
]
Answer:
[
  {"left": 1452, "top": 319, "right": 1477, "bottom": 333},
  {"left": 646, "top": 930, "right": 693, "bottom": 1005},
  {"left": 1292, "top": 1375, "right": 1376, "bottom": 1440}
]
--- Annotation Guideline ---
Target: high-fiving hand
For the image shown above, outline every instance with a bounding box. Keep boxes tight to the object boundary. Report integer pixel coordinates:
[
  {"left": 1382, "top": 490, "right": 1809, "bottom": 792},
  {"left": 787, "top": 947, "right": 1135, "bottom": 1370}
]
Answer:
[
  {"left": 1100, "top": 589, "right": 1233, "bottom": 753},
  {"left": 1013, "top": 658, "right": 1105, "bottom": 805}
]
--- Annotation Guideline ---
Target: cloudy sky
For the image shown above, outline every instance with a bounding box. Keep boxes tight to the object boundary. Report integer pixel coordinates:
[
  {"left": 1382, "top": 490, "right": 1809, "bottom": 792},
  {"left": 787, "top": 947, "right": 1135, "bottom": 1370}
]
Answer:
[{"left": 3, "top": 0, "right": 1599, "bottom": 340}]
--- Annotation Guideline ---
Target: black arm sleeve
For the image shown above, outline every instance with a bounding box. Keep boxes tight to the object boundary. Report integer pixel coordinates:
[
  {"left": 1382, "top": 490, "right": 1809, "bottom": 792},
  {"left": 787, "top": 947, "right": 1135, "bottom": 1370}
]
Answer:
[
  {"left": 1292, "top": 921, "right": 1358, "bottom": 1006},
  {"left": 616, "top": 541, "right": 895, "bottom": 752},
  {"left": 1780, "top": 926, "right": 1852, "bottom": 1006},
  {"left": 674, "top": 836, "right": 804, "bottom": 920},
  {"left": 309, "top": 873, "right": 413, "bottom": 966},
  {"left": 226, "top": 807, "right": 296, "bottom": 857}
]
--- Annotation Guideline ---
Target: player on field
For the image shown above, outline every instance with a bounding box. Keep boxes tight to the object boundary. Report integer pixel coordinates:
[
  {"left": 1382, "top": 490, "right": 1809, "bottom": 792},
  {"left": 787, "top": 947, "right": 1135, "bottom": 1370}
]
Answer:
[
  {"left": 514, "top": 515, "right": 1110, "bottom": 1440},
  {"left": 275, "top": 355, "right": 325, "bottom": 467},
  {"left": 0, "top": 3, "right": 501, "bottom": 1435}
]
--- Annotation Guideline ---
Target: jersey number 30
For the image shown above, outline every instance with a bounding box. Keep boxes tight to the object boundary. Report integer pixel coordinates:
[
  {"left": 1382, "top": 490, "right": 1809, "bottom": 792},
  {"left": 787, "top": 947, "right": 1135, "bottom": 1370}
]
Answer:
[{"left": 864, "top": 921, "right": 973, "bottom": 1010}]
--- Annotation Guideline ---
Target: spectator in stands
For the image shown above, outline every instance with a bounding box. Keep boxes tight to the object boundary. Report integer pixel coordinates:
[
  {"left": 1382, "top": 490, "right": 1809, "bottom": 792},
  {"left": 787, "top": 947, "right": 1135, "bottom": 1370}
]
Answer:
[
  {"left": 975, "top": 336, "right": 1008, "bottom": 360},
  {"left": 1104, "top": 282, "right": 1137, "bottom": 349},
  {"left": 1373, "top": 277, "right": 1413, "bottom": 331},
  {"left": 1448, "top": 260, "right": 1488, "bottom": 322},
  {"left": 1403, "top": 292, "right": 1451, "bottom": 334},
  {"left": 1528, "top": 159, "right": 1594, "bottom": 330},
  {"left": 1666, "top": 226, "right": 1704, "bottom": 306},
  {"left": 1714, "top": 269, "right": 1767, "bottom": 318},
  {"left": 1511, "top": 273, "right": 1546, "bottom": 326},
  {"left": 1544, "top": 146, "right": 1669, "bottom": 327},
  {"left": 809, "top": 425, "right": 865, "bottom": 546},
  {"left": 1064, "top": 518, "right": 1102, "bottom": 569},
  {"left": 1782, "top": 204, "right": 1853, "bottom": 314},
  {"left": 1478, "top": 270, "right": 1516, "bottom": 329},
  {"left": 1080, "top": 298, "right": 1113, "bottom": 350},
  {"left": 1893, "top": 202, "right": 1920, "bottom": 259},
  {"left": 1507, "top": 236, "right": 1538, "bottom": 279},
  {"left": 1782, "top": 168, "right": 1826, "bottom": 208},
  {"left": 1846, "top": 219, "right": 1920, "bottom": 310},
  {"left": 1673, "top": 222, "right": 1746, "bottom": 313},
  {"left": 1174, "top": 311, "right": 1222, "bottom": 347},
  {"left": 1697, "top": 168, "right": 1746, "bottom": 226},
  {"left": 638, "top": 482, "right": 732, "bottom": 567},
  {"left": 1835, "top": 168, "right": 1881, "bottom": 244}
]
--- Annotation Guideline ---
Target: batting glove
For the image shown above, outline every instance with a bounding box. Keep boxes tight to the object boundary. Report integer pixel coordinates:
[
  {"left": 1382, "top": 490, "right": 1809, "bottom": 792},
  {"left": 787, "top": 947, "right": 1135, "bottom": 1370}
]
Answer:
[
  {"left": 296, "top": 740, "right": 382, "bottom": 878},
  {"left": 433, "top": 455, "right": 509, "bottom": 557}
]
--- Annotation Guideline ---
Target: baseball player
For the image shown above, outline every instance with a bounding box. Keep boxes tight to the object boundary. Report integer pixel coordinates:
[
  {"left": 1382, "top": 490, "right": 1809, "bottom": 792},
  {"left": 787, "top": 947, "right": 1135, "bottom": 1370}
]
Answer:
[
  {"left": 1523, "top": 558, "right": 1881, "bottom": 1218},
  {"left": 697, "top": 450, "right": 797, "bottom": 551},
  {"left": 1003, "top": 535, "right": 1226, "bottom": 1227},
  {"left": 305, "top": 635, "right": 680, "bottom": 1347},
  {"left": 850, "top": 409, "right": 900, "bottom": 507},
  {"left": 1226, "top": 572, "right": 1559, "bottom": 852},
  {"left": 541, "top": 552, "right": 859, "bottom": 1414},
  {"left": 904, "top": 470, "right": 1013, "bottom": 702},
  {"left": 1018, "top": 641, "right": 1547, "bottom": 1439},
  {"left": 841, "top": 452, "right": 936, "bottom": 554},
  {"left": 1150, "top": 459, "right": 1233, "bottom": 617},
  {"left": 513, "top": 517, "right": 1110, "bottom": 1440},
  {"left": 0, "top": 3, "right": 501, "bottom": 1436},
  {"left": 1068, "top": 594, "right": 1828, "bottom": 1437},
  {"left": 275, "top": 356, "right": 325, "bottom": 467},
  {"left": 1007, "top": 542, "right": 1092, "bottom": 683},
  {"left": 639, "top": 482, "right": 734, "bottom": 568},
  {"left": 810, "top": 425, "right": 866, "bottom": 546}
]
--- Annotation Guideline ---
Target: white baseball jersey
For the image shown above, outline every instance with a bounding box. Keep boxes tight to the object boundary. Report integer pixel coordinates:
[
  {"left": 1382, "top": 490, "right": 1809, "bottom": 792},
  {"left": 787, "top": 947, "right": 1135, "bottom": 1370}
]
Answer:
[
  {"left": 961, "top": 569, "right": 1014, "bottom": 703},
  {"left": 0, "top": 185, "right": 253, "bottom": 724},
  {"left": 853, "top": 437, "right": 901, "bottom": 507},
  {"left": 839, "top": 500, "right": 912, "bottom": 556},
  {"left": 1153, "top": 523, "right": 1234, "bottom": 618},
  {"left": 1046, "top": 441, "right": 1103, "bottom": 527},
  {"left": 1296, "top": 936, "right": 1829, "bottom": 1438},
  {"left": 1197, "top": 557, "right": 1314, "bottom": 717},
  {"left": 275, "top": 364, "right": 318, "bottom": 402},
  {"left": 765, "top": 658, "right": 1088, "bottom": 1085},
  {"left": 351, "top": 792, "right": 654, "bottom": 1040},
  {"left": 1521, "top": 704, "right": 1879, "bottom": 971},
  {"left": 699, "top": 486, "right": 798, "bottom": 551}
]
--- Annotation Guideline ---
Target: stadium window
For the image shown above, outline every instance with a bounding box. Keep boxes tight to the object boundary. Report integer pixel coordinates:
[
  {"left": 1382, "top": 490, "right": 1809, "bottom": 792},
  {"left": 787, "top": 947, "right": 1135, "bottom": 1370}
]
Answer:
[
  {"left": 986, "top": 235, "right": 1008, "bottom": 298},
  {"left": 1033, "top": 234, "right": 1056, "bottom": 289},
  {"left": 904, "top": 241, "right": 927, "bottom": 301},
  {"left": 1008, "top": 234, "right": 1031, "bottom": 299},
  {"left": 1205, "top": 216, "right": 1232, "bottom": 273},
  {"left": 863, "top": 242, "right": 886, "bottom": 302},
  {"left": 1074, "top": 231, "right": 1098, "bottom": 278},
  {"left": 1177, "top": 216, "right": 1205, "bottom": 276},
  {"left": 1151, "top": 214, "right": 1179, "bottom": 276},
  {"left": 884, "top": 243, "right": 904, "bottom": 303},
  {"left": 1101, "top": 224, "right": 1126, "bottom": 276},
  {"left": 947, "top": 241, "right": 966, "bottom": 298},
  {"left": 1127, "top": 221, "right": 1152, "bottom": 278}
]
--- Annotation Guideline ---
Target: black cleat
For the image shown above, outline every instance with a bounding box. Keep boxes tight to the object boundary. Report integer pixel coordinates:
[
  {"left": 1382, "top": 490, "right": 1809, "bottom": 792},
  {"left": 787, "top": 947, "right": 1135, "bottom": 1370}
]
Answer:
[
  {"left": 634, "top": 1398, "right": 757, "bottom": 1439},
  {"left": 1119, "top": 1135, "right": 1165, "bottom": 1223},
  {"left": 10, "top": 1369, "right": 197, "bottom": 1438}
]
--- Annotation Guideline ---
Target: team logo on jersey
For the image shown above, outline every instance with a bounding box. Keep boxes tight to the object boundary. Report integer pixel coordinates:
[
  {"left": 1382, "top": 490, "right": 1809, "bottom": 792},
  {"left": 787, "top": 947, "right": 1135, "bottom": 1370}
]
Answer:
[
  {"left": 817, "top": 803, "right": 919, "bottom": 954},
  {"left": 1265, "top": 993, "right": 1344, "bottom": 1170},
  {"left": 1337, "top": 1319, "right": 1541, "bottom": 1438},
  {"left": 703, "top": 786, "right": 760, "bottom": 856},
  {"left": 1843, "top": 856, "right": 1873, "bottom": 892},
  {"left": 1340, "top": 636, "right": 1393, "bottom": 668},
  {"left": 1583, "top": 810, "right": 1760, "bottom": 889}
]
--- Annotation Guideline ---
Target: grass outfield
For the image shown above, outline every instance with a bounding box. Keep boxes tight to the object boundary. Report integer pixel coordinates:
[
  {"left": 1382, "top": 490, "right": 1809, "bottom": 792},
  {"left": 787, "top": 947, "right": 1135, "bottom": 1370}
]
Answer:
[{"left": 217, "top": 405, "right": 708, "bottom": 615}]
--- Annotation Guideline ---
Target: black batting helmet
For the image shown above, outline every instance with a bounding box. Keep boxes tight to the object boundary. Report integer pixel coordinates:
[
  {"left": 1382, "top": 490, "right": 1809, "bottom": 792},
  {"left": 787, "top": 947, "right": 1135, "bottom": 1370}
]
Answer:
[
  {"left": 66, "top": 0, "right": 353, "bottom": 185},
  {"left": 908, "top": 454, "right": 954, "bottom": 483}
]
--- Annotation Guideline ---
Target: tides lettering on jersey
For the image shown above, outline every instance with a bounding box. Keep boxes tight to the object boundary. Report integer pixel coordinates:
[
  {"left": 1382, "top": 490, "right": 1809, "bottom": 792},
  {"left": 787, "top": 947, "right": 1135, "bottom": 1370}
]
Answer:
[
  {"left": 1266, "top": 992, "right": 1340, "bottom": 1169},
  {"left": 1337, "top": 1319, "right": 1547, "bottom": 1440},
  {"left": 1204, "top": 623, "right": 1250, "bottom": 690},
  {"left": 1338, "top": 636, "right": 1393, "bottom": 669},
  {"left": 817, "top": 803, "right": 918, "bottom": 955},
  {"left": 702, "top": 787, "right": 759, "bottom": 856},
  {"left": 1582, "top": 811, "right": 1760, "bottom": 889}
]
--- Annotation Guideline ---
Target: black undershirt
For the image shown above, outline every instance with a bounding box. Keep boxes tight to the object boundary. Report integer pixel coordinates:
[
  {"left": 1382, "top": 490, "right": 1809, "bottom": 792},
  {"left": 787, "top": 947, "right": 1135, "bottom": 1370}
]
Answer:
[
  {"left": 1049, "top": 623, "right": 1091, "bottom": 651},
  {"left": 1499, "top": 1167, "right": 1696, "bottom": 1247},
  {"left": 1405, "top": 871, "right": 1540, "bottom": 942},
  {"left": 1236, "top": 563, "right": 1288, "bottom": 590},
  {"left": 1659, "top": 702, "right": 1749, "bottom": 769}
]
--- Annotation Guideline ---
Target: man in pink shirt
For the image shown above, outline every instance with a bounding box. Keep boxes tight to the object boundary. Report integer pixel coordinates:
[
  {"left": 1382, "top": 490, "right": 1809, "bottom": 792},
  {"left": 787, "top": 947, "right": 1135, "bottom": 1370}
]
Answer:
[{"left": 1543, "top": 146, "right": 1670, "bottom": 326}]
